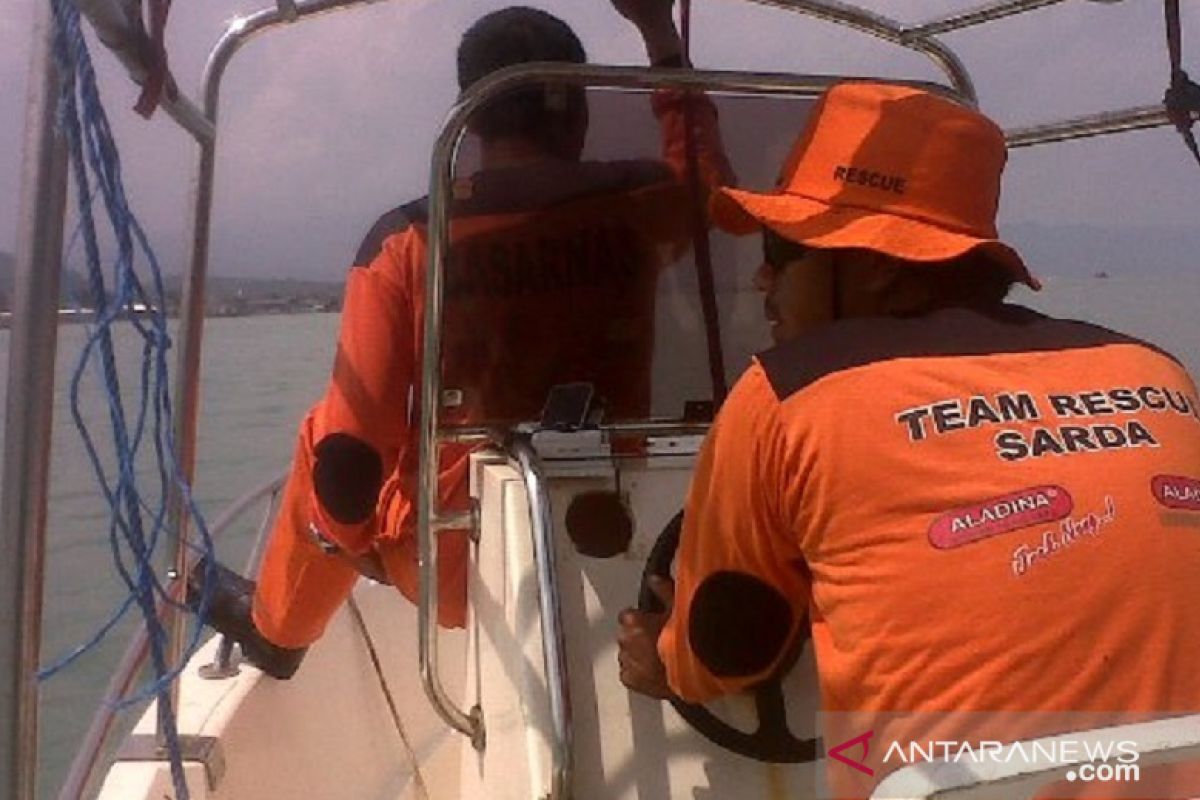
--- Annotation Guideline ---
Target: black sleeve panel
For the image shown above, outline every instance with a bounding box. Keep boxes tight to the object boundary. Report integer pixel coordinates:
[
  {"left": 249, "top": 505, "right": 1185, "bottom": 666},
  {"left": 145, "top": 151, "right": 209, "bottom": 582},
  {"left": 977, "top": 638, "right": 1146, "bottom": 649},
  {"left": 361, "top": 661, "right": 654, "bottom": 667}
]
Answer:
[
  {"left": 352, "top": 198, "right": 429, "bottom": 267},
  {"left": 312, "top": 433, "right": 384, "bottom": 525},
  {"left": 688, "top": 570, "right": 795, "bottom": 678},
  {"left": 758, "top": 304, "right": 1183, "bottom": 402}
]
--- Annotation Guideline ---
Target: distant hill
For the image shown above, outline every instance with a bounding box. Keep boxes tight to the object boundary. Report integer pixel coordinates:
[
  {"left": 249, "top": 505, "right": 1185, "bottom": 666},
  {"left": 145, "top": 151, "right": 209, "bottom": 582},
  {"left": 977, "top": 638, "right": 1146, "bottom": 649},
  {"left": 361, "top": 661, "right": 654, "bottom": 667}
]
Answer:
[
  {"left": 4, "top": 223, "right": 1198, "bottom": 313},
  {"left": 162, "top": 273, "right": 343, "bottom": 302},
  {"left": 0, "top": 252, "right": 342, "bottom": 315},
  {"left": 0, "top": 252, "right": 101, "bottom": 310},
  {"left": 160, "top": 274, "right": 343, "bottom": 316}
]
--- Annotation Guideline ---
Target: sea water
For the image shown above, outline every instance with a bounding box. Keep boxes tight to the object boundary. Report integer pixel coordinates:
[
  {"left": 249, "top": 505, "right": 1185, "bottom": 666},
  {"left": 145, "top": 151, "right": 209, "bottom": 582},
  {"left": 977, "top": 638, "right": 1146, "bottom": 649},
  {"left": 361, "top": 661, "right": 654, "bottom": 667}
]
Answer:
[
  {"left": 2, "top": 275, "right": 1198, "bottom": 797},
  {"left": 0, "top": 312, "right": 339, "bottom": 797}
]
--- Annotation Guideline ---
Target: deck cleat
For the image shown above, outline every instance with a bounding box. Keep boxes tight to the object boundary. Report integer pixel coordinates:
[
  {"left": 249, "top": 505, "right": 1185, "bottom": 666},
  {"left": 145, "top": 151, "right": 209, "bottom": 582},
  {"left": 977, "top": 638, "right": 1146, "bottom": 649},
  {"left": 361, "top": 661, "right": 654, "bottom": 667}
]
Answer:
[{"left": 186, "top": 557, "right": 307, "bottom": 680}]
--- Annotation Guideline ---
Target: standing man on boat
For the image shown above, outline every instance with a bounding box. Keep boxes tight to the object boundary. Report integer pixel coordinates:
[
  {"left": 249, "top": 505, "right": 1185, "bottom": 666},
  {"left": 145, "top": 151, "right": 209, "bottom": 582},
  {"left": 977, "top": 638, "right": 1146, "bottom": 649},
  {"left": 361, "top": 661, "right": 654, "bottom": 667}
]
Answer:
[
  {"left": 618, "top": 81, "right": 1200, "bottom": 789},
  {"left": 189, "top": 0, "right": 732, "bottom": 678}
]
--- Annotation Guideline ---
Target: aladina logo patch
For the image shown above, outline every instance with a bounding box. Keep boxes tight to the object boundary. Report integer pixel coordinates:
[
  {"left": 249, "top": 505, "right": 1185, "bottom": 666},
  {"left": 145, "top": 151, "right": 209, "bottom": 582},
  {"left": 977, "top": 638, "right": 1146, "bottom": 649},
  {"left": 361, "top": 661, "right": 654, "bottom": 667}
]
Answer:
[
  {"left": 928, "top": 485, "right": 1073, "bottom": 549},
  {"left": 828, "top": 730, "right": 875, "bottom": 777}
]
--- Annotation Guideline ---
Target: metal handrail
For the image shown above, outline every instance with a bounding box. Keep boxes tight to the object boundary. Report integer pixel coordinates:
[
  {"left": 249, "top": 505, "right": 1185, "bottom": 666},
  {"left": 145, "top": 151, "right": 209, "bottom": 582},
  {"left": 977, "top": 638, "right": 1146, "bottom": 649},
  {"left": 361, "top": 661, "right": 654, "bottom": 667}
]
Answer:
[
  {"left": 72, "top": 0, "right": 213, "bottom": 142},
  {"left": 755, "top": 0, "right": 977, "bottom": 103},
  {"left": 56, "top": 472, "right": 288, "bottom": 800},
  {"left": 510, "top": 437, "right": 573, "bottom": 799},
  {"left": 901, "top": 0, "right": 1072, "bottom": 40},
  {"left": 275, "top": 0, "right": 300, "bottom": 22},
  {"left": 437, "top": 421, "right": 715, "bottom": 444},
  {"left": 416, "top": 65, "right": 968, "bottom": 744},
  {"left": 1, "top": 3, "right": 70, "bottom": 797},
  {"left": 1006, "top": 104, "right": 1173, "bottom": 148}
]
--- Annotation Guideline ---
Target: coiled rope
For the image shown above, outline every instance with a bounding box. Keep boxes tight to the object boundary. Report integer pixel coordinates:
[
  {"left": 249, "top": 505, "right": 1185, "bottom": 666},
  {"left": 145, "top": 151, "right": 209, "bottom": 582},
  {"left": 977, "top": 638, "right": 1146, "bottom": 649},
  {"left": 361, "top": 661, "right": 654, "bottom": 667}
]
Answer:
[{"left": 46, "top": 1, "right": 217, "bottom": 797}]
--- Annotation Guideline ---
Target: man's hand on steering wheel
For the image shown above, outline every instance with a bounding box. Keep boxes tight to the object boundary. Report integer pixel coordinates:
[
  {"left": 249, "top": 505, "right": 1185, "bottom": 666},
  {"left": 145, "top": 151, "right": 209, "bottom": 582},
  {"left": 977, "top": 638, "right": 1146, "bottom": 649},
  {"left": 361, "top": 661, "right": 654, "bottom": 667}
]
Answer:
[
  {"left": 617, "top": 576, "right": 675, "bottom": 699},
  {"left": 617, "top": 511, "right": 819, "bottom": 762}
]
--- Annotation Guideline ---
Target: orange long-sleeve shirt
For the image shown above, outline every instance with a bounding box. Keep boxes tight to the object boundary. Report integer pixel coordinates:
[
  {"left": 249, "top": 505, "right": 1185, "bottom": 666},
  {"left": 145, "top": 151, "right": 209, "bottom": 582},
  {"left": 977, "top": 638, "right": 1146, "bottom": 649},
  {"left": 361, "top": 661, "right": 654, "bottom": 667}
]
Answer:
[
  {"left": 661, "top": 305, "right": 1200, "bottom": 721},
  {"left": 300, "top": 91, "right": 733, "bottom": 625}
]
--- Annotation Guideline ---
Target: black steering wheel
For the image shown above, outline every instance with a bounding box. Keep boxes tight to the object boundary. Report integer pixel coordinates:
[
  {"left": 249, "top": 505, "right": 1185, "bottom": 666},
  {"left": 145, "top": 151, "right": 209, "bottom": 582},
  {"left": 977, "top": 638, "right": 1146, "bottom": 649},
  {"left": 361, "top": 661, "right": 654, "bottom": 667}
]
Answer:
[{"left": 638, "top": 511, "right": 821, "bottom": 763}]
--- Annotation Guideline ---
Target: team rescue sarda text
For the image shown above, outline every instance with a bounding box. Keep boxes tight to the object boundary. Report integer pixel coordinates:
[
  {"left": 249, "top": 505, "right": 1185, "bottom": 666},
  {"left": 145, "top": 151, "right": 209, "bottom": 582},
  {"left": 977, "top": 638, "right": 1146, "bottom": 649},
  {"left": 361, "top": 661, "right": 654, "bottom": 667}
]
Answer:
[{"left": 895, "top": 385, "right": 1200, "bottom": 462}]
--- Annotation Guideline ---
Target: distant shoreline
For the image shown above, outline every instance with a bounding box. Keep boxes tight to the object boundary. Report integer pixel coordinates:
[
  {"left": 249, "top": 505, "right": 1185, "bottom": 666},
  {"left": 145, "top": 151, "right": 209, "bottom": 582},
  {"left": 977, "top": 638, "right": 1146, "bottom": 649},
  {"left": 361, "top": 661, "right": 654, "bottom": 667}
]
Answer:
[{"left": 0, "top": 306, "right": 339, "bottom": 331}]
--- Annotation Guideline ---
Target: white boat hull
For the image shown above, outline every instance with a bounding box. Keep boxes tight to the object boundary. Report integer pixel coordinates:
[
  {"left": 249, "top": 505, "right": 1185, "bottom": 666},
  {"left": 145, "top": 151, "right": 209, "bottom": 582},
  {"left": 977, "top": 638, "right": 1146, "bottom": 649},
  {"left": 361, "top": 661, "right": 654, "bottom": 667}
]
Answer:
[{"left": 98, "top": 451, "right": 824, "bottom": 799}]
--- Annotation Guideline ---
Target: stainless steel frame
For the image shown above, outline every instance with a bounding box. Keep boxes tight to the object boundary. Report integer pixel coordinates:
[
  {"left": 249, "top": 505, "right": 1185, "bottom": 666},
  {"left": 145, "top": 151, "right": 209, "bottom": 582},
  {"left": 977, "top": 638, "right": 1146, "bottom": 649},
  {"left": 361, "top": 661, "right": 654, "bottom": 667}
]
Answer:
[
  {"left": 511, "top": 437, "right": 573, "bottom": 799},
  {"left": 1006, "top": 104, "right": 1175, "bottom": 148},
  {"left": 72, "top": 0, "right": 214, "bottom": 142},
  {"left": 1, "top": 4, "right": 70, "bottom": 798},
  {"left": 440, "top": 421, "right": 715, "bottom": 445},
  {"left": 750, "top": 0, "right": 977, "bottom": 102}
]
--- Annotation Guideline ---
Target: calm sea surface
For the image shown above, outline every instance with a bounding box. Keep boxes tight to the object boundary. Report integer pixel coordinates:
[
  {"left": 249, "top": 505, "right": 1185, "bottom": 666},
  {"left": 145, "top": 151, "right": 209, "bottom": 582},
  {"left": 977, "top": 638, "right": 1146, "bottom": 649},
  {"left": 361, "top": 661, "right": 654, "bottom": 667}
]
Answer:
[
  {"left": 3, "top": 276, "right": 1199, "bottom": 797},
  {"left": 0, "top": 312, "right": 339, "bottom": 797}
]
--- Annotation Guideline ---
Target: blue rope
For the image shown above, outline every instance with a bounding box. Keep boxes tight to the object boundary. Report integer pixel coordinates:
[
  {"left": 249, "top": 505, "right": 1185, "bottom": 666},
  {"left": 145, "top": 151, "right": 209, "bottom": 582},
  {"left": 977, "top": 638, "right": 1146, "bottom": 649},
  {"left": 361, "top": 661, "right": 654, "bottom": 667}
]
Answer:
[{"left": 45, "top": 1, "right": 221, "bottom": 797}]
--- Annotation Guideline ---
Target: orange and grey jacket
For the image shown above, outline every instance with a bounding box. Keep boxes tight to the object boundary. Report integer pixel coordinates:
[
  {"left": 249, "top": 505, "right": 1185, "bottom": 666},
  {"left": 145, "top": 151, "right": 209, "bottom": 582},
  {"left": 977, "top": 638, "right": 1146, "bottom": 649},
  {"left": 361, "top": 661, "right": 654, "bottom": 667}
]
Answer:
[
  {"left": 301, "top": 91, "right": 732, "bottom": 626},
  {"left": 660, "top": 304, "right": 1200, "bottom": 718}
]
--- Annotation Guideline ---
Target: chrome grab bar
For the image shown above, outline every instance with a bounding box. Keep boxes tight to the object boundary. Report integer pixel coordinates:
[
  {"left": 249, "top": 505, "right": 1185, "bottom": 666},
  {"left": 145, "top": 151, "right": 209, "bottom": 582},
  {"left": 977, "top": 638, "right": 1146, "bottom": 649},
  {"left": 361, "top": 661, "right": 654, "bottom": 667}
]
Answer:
[{"left": 510, "top": 436, "right": 574, "bottom": 800}]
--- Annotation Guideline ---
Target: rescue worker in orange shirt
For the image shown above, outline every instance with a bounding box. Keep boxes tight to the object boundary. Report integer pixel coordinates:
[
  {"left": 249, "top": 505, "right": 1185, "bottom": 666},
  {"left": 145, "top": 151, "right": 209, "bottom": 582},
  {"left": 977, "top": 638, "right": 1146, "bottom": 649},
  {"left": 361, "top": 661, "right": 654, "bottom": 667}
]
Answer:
[
  {"left": 617, "top": 81, "right": 1200, "bottom": 794},
  {"left": 188, "top": 1, "right": 732, "bottom": 678}
]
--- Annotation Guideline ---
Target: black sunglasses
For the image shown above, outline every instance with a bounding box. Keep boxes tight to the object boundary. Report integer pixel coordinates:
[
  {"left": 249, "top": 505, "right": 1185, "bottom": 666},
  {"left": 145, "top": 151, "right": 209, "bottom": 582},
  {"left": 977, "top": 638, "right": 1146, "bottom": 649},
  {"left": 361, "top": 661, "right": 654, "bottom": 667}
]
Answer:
[{"left": 762, "top": 230, "right": 810, "bottom": 271}]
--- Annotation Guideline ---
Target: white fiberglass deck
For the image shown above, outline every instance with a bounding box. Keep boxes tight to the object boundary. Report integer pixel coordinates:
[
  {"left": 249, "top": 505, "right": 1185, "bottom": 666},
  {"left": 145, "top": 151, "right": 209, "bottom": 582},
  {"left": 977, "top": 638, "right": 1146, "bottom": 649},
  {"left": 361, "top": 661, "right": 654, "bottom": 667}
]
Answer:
[
  {"left": 98, "top": 450, "right": 825, "bottom": 799},
  {"left": 97, "top": 450, "right": 1200, "bottom": 799}
]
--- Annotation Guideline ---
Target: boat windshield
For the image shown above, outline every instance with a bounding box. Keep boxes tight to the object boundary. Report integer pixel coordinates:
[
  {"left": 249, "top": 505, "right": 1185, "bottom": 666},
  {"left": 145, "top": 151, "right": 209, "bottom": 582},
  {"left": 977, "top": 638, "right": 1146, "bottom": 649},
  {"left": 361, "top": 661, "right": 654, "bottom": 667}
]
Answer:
[{"left": 438, "top": 85, "right": 821, "bottom": 427}]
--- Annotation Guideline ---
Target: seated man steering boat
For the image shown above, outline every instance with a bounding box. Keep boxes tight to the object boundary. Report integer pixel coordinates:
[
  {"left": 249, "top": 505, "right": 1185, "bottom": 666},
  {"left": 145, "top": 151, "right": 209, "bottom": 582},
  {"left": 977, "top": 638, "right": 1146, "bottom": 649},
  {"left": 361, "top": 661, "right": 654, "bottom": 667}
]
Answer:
[
  {"left": 617, "top": 81, "right": 1200, "bottom": 796},
  {"left": 188, "top": 0, "right": 732, "bottom": 678}
]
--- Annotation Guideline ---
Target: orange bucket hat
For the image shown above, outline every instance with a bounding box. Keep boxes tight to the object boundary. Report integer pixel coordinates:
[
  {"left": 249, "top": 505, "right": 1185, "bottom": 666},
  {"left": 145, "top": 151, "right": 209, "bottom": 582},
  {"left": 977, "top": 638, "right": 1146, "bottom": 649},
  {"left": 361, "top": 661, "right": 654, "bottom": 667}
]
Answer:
[{"left": 710, "top": 81, "right": 1040, "bottom": 289}]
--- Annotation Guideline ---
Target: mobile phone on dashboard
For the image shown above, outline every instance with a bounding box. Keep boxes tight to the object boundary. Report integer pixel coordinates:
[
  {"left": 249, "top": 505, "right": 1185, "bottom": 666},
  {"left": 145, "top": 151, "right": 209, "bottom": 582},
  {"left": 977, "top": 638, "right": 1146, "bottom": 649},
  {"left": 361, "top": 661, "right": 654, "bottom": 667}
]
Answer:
[{"left": 539, "top": 383, "right": 595, "bottom": 432}]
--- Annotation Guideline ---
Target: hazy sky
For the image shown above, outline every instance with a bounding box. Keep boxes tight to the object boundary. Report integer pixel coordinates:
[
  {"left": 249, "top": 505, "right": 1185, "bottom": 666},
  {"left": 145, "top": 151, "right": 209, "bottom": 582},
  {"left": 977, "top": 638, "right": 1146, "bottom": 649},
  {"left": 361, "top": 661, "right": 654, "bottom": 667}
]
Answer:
[{"left": 2, "top": 0, "right": 1199, "bottom": 281}]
